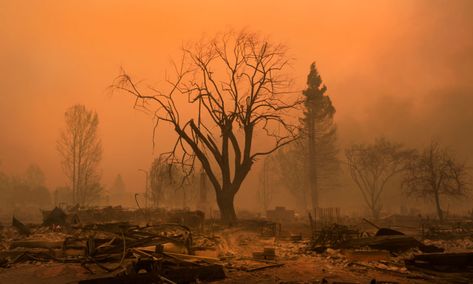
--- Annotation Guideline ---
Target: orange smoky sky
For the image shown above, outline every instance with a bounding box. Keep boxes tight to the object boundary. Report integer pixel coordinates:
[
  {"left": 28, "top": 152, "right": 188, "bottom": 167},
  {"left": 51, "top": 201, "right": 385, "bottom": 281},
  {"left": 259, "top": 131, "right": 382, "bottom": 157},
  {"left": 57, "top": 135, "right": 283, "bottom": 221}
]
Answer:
[{"left": 1, "top": 1, "right": 472, "bottom": 208}]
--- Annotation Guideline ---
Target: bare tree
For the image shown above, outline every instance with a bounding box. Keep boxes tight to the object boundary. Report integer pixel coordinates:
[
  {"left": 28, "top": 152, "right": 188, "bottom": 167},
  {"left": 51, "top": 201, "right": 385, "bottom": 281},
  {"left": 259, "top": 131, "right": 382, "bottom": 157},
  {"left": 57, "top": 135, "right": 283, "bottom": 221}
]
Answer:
[
  {"left": 345, "top": 138, "right": 413, "bottom": 219},
  {"left": 57, "top": 104, "right": 103, "bottom": 206},
  {"left": 110, "top": 174, "right": 126, "bottom": 204},
  {"left": 272, "top": 139, "right": 309, "bottom": 211},
  {"left": 149, "top": 156, "right": 182, "bottom": 208},
  {"left": 113, "top": 30, "right": 299, "bottom": 224},
  {"left": 111, "top": 174, "right": 126, "bottom": 194},
  {"left": 403, "top": 141, "right": 471, "bottom": 220},
  {"left": 149, "top": 158, "right": 165, "bottom": 208},
  {"left": 25, "top": 164, "right": 46, "bottom": 188},
  {"left": 0, "top": 165, "right": 51, "bottom": 209}
]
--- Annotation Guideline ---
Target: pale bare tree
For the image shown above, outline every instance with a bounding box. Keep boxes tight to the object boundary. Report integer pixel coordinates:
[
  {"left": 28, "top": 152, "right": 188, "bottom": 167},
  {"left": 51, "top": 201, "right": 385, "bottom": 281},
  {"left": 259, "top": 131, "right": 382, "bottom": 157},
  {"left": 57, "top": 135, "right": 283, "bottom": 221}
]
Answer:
[
  {"left": 113, "top": 30, "right": 299, "bottom": 224},
  {"left": 149, "top": 157, "right": 165, "bottom": 208},
  {"left": 258, "top": 156, "right": 275, "bottom": 214},
  {"left": 57, "top": 104, "right": 103, "bottom": 206},
  {"left": 149, "top": 156, "right": 183, "bottom": 208},
  {"left": 403, "top": 141, "right": 471, "bottom": 220},
  {"left": 345, "top": 138, "right": 413, "bottom": 219},
  {"left": 272, "top": 139, "right": 310, "bottom": 211}
]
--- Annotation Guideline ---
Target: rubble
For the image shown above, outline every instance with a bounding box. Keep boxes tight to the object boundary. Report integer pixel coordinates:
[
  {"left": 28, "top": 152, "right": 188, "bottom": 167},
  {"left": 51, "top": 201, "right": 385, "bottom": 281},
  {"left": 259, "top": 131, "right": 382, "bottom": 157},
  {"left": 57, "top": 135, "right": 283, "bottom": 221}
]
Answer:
[
  {"left": 1, "top": 209, "right": 213, "bottom": 283},
  {"left": 338, "top": 235, "right": 443, "bottom": 253},
  {"left": 311, "top": 223, "right": 360, "bottom": 250},
  {"left": 252, "top": 247, "right": 276, "bottom": 260},
  {"left": 405, "top": 252, "right": 473, "bottom": 272},
  {"left": 12, "top": 217, "right": 31, "bottom": 236},
  {"left": 3, "top": 208, "right": 473, "bottom": 283},
  {"left": 42, "top": 207, "right": 68, "bottom": 226},
  {"left": 422, "top": 220, "right": 473, "bottom": 240},
  {"left": 78, "top": 254, "right": 226, "bottom": 284}
]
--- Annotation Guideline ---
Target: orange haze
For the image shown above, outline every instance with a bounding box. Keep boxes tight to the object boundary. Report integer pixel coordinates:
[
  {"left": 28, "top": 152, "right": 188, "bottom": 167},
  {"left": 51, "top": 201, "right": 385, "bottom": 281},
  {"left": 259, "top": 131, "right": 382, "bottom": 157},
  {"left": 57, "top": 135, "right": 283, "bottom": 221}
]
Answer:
[{"left": 1, "top": 0, "right": 473, "bottom": 210}]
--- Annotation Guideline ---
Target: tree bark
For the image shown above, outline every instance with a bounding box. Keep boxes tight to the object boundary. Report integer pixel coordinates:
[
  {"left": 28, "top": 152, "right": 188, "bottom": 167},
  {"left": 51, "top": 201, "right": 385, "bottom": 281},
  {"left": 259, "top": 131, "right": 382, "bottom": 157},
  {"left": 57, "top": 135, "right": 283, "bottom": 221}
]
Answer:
[{"left": 216, "top": 189, "right": 237, "bottom": 225}]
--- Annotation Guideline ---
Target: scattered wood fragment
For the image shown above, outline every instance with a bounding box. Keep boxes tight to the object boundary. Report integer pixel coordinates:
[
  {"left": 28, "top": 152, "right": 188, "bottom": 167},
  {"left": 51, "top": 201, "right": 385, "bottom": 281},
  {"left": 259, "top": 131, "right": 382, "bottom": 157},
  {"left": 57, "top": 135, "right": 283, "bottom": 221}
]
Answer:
[
  {"left": 245, "top": 262, "right": 284, "bottom": 272},
  {"left": 164, "top": 252, "right": 220, "bottom": 262}
]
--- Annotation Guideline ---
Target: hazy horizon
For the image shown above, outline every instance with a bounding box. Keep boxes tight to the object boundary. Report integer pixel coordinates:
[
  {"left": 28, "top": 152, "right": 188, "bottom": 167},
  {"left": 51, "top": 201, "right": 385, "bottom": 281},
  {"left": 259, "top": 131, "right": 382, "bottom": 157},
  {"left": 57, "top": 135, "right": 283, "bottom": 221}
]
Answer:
[{"left": 1, "top": 0, "right": 472, "bottom": 213}]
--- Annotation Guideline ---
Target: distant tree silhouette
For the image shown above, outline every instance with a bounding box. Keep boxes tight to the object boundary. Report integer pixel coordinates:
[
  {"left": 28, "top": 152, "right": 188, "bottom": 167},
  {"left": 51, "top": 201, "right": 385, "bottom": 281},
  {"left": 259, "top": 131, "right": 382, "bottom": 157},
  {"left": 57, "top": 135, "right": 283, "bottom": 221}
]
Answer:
[
  {"left": 150, "top": 156, "right": 179, "bottom": 208},
  {"left": 304, "top": 62, "right": 338, "bottom": 210},
  {"left": 57, "top": 104, "right": 103, "bottom": 206},
  {"left": 257, "top": 156, "right": 274, "bottom": 214},
  {"left": 0, "top": 165, "right": 51, "bottom": 209},
  {"left": 403, "top": 141, "right": 471, "bottom": 220},
  {"left": 272, "top": 63, "right": 339, "bottom": 211},
  {"left": 25, "top": 164, "right": 46, "bottom": 188},
  {"left": 110, "top": 174, "right": 126, "bottom": 204},
  {"left": 23, "top": 164, "right": 50, "bottom": 207},
  {"left": 272, "top": 139, "right": 309, "bottom": 210},
  {"left": 111, "top": 174, "right": 126, "bottom": 194},
  {"left": 346, "top": 138, "right": 413, "bottom": 219}
]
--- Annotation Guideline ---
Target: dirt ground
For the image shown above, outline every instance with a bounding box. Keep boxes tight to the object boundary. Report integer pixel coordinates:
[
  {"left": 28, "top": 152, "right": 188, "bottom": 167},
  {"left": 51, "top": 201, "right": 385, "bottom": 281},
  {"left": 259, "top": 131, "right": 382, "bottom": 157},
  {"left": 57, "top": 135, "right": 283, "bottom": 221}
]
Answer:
[
  {"left": 1, "top": 227, "right": 472, "bottom": 283},
  {"left": 0, "top": 256, "right": 449, "bottom": 284}
]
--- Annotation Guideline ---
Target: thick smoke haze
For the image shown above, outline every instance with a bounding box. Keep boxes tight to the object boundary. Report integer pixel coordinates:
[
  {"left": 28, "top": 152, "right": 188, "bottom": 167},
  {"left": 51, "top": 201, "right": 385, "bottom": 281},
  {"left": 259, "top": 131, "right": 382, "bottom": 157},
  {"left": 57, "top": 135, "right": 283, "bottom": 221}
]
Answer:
[{"left": 1, "top": 0, "right": 472, "bottom": 213}]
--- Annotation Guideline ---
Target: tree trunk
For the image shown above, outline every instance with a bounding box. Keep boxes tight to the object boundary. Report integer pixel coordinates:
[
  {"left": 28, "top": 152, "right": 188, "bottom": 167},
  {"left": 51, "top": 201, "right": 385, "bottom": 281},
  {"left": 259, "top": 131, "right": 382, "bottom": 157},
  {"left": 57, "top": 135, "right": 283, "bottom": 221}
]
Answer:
[
  {"left": 434, "top": 190, "right": 443, "bottom": 221},
  {"left": 308, "top": 106, "right": 318, "bottom": 211},
  {"left": 372, "top": 206, "right": 380, "bottom": 220},
  {"left": 72, "top": 139, "right": 77, "bottom": 205},
  {"left": 216, "top": 190, "right": 237, "bottom": 225},
  {"left": 371, "top": 195, "right": 380, "bottom": 220}
]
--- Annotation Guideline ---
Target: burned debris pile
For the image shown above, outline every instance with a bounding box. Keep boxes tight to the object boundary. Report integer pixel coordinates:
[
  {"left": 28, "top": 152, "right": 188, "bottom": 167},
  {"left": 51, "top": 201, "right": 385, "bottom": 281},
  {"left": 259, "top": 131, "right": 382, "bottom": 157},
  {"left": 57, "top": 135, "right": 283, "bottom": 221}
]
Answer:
[
  {"left": 1, "top": 207, "right": 224, "bottom": 283},
  {"left": 302, "top": 214, "right": 473, "bottom": 282},
  {"left": 2, "top": 206, "right": 473, "bottom": 283}
]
